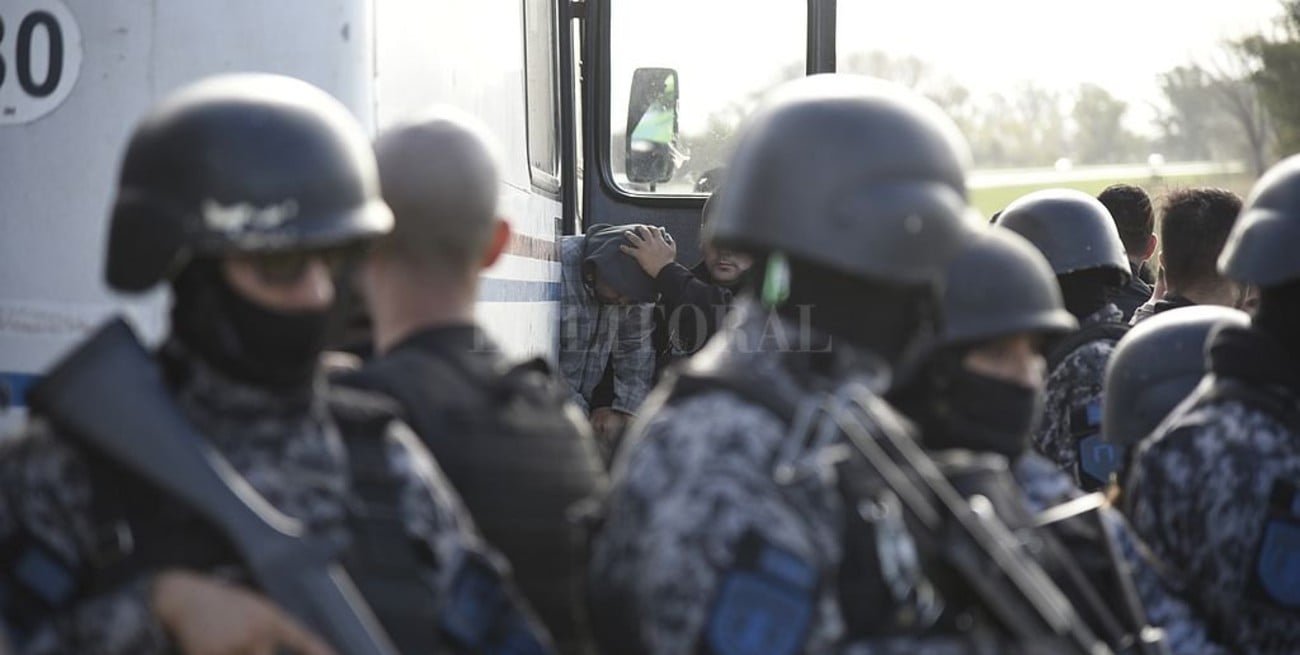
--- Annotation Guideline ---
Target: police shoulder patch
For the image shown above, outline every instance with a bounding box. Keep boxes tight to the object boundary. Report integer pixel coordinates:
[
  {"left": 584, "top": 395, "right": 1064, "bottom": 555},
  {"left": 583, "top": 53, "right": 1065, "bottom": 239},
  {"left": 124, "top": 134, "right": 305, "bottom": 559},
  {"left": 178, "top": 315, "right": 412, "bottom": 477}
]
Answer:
[
  {"left": 1069, "top": 398, "right": 1104, "bottom": 440},
  {"left": 1077, "top": 433, "right": 1120, "bottom": 490},
  {"left": 704, "top": 530, "right": 818, "bottom": 655},
  {"left": 1249, "top": 478, "right": 1300, "bottom": 611}
]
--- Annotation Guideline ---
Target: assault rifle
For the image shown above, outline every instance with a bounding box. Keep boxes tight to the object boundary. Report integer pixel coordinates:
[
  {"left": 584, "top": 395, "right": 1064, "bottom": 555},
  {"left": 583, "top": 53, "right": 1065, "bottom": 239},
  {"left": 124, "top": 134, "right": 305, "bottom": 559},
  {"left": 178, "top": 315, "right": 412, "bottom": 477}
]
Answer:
[
  {"left": 30, "top": 318, "right": 399, "bottom": 655},
  {"left": 825, "top": 384, "right": 1113, "bottom": 655}
]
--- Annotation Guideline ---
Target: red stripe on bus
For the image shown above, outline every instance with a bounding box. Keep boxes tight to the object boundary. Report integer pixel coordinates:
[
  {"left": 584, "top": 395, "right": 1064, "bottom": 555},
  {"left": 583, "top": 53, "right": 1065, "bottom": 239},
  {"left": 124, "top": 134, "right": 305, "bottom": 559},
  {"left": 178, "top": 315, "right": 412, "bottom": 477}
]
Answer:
[{"left": 505, "top": 232, "right": 559, "bottom": 261}]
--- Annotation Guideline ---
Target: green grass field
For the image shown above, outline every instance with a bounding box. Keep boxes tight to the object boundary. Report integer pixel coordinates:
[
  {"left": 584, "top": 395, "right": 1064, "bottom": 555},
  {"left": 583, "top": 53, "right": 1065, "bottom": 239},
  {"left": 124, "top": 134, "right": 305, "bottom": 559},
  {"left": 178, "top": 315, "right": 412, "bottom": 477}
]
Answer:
[{"left": 971, "top": 172, "right": 1257, "bottom": 219}]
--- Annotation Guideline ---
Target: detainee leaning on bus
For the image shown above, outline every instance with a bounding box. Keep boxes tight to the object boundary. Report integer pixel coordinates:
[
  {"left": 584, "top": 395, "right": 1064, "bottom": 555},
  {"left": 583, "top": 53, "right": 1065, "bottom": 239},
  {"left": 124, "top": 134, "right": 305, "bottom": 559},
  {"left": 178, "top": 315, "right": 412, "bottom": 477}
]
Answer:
[{"left": 558, "top": 225, "right": 657, "bottom": 455}]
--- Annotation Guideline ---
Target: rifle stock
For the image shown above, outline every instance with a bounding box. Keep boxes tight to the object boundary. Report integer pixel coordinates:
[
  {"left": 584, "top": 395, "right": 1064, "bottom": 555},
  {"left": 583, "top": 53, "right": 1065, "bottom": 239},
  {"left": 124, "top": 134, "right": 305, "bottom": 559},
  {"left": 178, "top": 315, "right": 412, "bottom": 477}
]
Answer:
[{"left": 29, "top": 319, "right": 399, "bottom": 655}]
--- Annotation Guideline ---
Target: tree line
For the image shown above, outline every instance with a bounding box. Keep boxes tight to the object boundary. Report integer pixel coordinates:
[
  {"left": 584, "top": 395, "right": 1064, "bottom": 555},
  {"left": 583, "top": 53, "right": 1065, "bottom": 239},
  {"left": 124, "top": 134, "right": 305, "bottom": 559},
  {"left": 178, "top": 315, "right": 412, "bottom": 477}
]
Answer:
[{"left": 676, "top": 2, "right": 1300, "bottom": 180}]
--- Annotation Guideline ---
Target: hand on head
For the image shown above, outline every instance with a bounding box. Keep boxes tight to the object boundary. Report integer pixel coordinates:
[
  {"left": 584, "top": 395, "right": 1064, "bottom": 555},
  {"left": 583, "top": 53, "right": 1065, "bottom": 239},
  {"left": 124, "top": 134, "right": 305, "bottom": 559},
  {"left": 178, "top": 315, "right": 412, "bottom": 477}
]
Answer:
[{"left": 620, "top": 225, "right": 677, "bottom": 278}]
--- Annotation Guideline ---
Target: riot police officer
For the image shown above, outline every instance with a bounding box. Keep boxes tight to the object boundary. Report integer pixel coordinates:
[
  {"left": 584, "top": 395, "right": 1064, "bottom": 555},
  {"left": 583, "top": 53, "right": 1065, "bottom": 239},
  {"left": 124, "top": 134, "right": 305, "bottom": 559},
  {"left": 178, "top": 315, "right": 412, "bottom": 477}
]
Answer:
[
  {"left": 1125, "top": 154, "right": 1300, "bottom": 654},
  {"left": 589, "top": 74, "right": 1032, "bottom": 654},
  {"left": 339, "top": 108, "right": 608, "bottom": 655},
  {"left": 890, "top": 227, "right": 1227, "bottom": 655},
  {"left": 994, "top": 189, "right": 1132, "bottom": 489},
  {"left": 0, "top": 74, "right": 549, "bottom": 655},
  {"left": 1101, "top": 304, "right": 1250, "bottom": 490}
]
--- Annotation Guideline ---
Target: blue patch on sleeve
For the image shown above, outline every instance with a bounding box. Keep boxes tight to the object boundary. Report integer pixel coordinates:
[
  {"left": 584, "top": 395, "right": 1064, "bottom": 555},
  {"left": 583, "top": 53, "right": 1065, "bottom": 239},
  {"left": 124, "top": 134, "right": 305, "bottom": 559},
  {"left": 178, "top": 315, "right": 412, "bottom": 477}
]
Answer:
[
  {"left": 759, "top": 546, "right": 817, "bottom": 589},
  {"left": 442, "top": 554, "right": 507, "bottom": 647},
  {"left": 1256, "top": 520, "right": 1300, "bottom": 608},
  {"left": 1078, "top": 434, "right": 1120, "bottom": 488},
  {"left": 705, "top": 533, "right": 817, "bottom": 655},
  {"left": 15, "top": 548, "right": 75, "bottom": 606},
  {"left": 1250, "top": 478, "right": 1300, "bottom": 611},
  {"left": 440, "top": 552, "right": 549, "bottom": 655},
  {"left": 1070, "top": 399, "right": 1103, "bottom": 436},
  {"left": 1087, "top": 400, "right": 1103, "bottom": 426}
]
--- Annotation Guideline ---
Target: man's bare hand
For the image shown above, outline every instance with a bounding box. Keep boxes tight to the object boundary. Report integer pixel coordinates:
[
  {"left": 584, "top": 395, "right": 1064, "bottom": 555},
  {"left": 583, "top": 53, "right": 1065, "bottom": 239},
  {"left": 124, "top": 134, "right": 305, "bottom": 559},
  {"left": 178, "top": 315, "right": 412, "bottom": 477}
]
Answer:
[
  {"left": 620, "top": 225, "right": 677, "bottom": 278},
  {"left": 590, "top": 406, "right": 631, "bottom": 448},
  {"left": 152, "top": 570, "right": 337, "bottom": 655}
]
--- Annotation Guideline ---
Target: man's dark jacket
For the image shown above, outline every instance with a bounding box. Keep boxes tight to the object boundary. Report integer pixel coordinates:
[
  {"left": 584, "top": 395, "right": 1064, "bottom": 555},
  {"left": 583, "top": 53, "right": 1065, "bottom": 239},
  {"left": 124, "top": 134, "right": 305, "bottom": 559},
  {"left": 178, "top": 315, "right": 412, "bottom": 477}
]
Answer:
[
  {"left": 336, "top": 325, "right": 608, "bottom": 655},
  {"left": 1110, "top": 261, "right": 1154, "bottom": 323},
  {"left": 652, "top": 261, "right": 746, "bottom": 377}
]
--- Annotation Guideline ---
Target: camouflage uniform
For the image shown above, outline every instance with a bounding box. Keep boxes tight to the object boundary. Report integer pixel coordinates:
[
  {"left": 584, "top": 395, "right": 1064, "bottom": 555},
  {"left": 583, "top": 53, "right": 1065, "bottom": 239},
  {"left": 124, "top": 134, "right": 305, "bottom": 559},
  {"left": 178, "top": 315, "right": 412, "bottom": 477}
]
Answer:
[
  {"left": 1124, "top": 325, "right": 1300, "bottom": 654},
  {"left": 1012, "top": 453, "right": 1230, "bottom": 655},
  {"left": 590, "top": 306, "right": 1010, "bottom": 655},
  {"left": 1034, "top": 303, "right": 1124, "bottom": 477},
  {"left": 0, "top": 341, "right": 517, "bottom": 654}
]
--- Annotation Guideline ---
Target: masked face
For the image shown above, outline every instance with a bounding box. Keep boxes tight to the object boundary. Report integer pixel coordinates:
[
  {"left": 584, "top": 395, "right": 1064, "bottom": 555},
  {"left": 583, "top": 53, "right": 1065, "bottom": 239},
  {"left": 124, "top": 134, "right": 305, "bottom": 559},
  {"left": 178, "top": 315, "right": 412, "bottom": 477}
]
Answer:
[
  {"left": 962, "top": 334, "right": 1045, "bottom": 390},
  {"left": 171, "top": 248, "right": 356, "bottom": 390},
  {"left": 899, "top": 333, "right": 1046, "bottom": 459},
  {"left": 936, "top": 334, "right": 1046, "bottom": 458}
]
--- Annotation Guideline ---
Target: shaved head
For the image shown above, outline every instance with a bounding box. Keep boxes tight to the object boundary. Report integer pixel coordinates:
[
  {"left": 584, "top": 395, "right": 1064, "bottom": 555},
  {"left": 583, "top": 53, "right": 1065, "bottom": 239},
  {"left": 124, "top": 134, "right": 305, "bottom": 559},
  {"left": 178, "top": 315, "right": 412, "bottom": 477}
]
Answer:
[{"left": 373, "top": 108, "right": 502, "bottom": 275}]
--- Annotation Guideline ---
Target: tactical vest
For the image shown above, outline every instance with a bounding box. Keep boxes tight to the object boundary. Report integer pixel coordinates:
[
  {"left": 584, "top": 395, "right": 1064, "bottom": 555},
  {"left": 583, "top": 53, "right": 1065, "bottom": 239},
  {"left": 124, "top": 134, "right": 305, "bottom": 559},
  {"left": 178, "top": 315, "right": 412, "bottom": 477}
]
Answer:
[
  {"left": 1046, "top": 322, "right": 1130, "bottom": 373},
  {"left": 1047, "top": 322, "right": 1131, "bottom": 491},
  {"left": 648, "top": 362, "right": 1008, "bottom": 647},
  {"left": 1189, "top": 376, "right": 1300, "bottom": 617},
  {"left": 1, "top": 387, "right": 549, "bottom": 655},
  {"left": 337, "top": 339, "right": 606, "bottom": 655},
  {"left": 659, "top": 362, "right": 1161, "bottom": 654}
]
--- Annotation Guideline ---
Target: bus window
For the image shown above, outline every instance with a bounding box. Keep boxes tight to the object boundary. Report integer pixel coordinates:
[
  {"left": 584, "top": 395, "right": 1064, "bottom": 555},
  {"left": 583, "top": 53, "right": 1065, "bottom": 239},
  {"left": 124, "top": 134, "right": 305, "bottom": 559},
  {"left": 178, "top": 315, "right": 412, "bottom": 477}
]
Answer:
[
  {"left": 607, "top": 0, "right": 806, "bottom": 196},
  {"left": 524, "top": 0, "right": 559, "bottom": 191}
]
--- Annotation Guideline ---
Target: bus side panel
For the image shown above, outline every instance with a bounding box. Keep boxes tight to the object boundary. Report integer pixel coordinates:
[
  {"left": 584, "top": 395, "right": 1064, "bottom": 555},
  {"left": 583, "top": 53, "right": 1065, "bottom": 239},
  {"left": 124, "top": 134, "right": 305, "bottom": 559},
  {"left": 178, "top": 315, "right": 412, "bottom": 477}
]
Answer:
[
  {"left": 375, "top": 0, "right": 562, "bottom": 361},
  {"left": 0, "top": 0, "right": 375, "bottom": 433}
]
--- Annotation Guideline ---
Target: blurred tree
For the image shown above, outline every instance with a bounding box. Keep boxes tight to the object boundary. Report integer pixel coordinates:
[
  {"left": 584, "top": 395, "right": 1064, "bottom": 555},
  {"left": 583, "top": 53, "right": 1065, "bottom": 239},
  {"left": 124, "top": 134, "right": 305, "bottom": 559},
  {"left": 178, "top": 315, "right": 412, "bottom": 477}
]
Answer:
[
  {"left": 1155, "top": 56, "right": 1271, "bottom": 175},
  {"left": 1072, "top": 84, "right": 1145, "bottom": 164},
  {"left": 968, "top": 83, "right": 1070, "bottom": 167},
  {"left": 840, "top": 50, "right": 978, "bottom": 135},
  {"left": 1239, "top": 2, "right": 1300, "bottom": 167},
  {"left": 1211, "top": 50, "right": 1272, "bottom": 176},
  {"left": 1155, "top": 65, "right": 1227, "bottom": 161}
]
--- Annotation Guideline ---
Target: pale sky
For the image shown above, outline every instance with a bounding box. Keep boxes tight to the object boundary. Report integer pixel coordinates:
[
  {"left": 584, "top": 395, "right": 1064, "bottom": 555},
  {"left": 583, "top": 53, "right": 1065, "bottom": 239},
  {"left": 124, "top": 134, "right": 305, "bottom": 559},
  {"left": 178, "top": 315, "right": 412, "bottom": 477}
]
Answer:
[
  {"left": 611, "top": 0, "right": 1286, "bottom": 136},
  {"left": 838, "top": 0, "right": 1284, "bottom": 123}
]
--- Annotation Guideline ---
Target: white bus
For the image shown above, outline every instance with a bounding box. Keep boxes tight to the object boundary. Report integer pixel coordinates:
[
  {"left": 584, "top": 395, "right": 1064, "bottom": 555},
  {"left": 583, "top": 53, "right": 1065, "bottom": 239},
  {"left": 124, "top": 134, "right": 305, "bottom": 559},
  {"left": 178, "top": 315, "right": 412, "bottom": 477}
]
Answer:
[
  {"left": 0, "top": 0, "right": 832, "bottom": 432},
  {"left": 0, "top": 0, "right": 1269, "bottom": 431}
]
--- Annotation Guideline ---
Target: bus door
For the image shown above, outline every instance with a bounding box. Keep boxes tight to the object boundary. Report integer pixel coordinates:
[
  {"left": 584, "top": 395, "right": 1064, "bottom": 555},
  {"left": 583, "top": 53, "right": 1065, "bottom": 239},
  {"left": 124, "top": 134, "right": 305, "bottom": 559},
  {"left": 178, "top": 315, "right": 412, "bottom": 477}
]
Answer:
[{"left": 579, "top": 0, "right": 837, "bottom": 265}]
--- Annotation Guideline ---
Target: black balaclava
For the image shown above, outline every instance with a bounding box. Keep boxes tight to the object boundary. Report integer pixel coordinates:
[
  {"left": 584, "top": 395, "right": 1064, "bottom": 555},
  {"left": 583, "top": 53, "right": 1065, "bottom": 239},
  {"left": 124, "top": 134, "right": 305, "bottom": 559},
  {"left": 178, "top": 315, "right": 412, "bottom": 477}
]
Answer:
[
  {"left": 775, "top": 256, "right": 932, "bottom": 372},
  {"left": 170, "top": 259, "right": 330, "bottom": 390},
  {"left": 1057, "top": 270, "right": 1111, "bottom": 321},
  {"left": 1252, "top": 279, "right": 1300, "bottom": 366},
  {"left": 890, "top": 347, "right": 1043, "bottom": 459}
]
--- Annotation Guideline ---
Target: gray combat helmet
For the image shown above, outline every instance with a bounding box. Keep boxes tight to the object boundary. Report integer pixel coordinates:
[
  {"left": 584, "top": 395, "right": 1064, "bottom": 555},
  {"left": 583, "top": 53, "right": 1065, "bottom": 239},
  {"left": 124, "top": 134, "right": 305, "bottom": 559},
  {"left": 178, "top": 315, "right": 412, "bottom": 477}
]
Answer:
[
  {"left": 1103, "top": 305, "right": 1250, "bottom": 450},
  {"left": 1220, "top": 153, "right": 1300, "bottom": 286},
  {"left": 994, "top": 189, "right": 1131, "bottom": 287},
  {"left": 939, "top": 226, "right": 1078, "bottom": 347},
  {"left": 706, "top": 74, "right": 973, "bottom": 285},
  {"left": 105, "top": 74, "right": 393, "bottom": 292}
]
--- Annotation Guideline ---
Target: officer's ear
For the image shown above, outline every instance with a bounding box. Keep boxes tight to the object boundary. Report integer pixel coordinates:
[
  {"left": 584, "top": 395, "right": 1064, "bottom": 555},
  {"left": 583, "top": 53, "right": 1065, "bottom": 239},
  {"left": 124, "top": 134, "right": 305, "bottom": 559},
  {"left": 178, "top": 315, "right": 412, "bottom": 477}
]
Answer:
[
  {"left": 1141, "top": 234, "right": 1158, "bottom": 261},
  {"left": 480, "top": 218, "right": 511, "bottom": 269},
  {"left": 105, "top": 193, "right": 192, "bottom": 292}
]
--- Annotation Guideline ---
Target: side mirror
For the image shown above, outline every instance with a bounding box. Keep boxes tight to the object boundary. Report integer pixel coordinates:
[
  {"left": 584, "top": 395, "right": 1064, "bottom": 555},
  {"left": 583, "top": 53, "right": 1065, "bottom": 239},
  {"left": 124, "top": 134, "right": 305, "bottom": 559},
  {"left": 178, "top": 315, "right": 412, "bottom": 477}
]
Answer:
[{"left": 625, "top": 67, "right": 680, "bottom": 186}]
